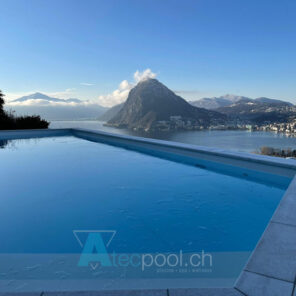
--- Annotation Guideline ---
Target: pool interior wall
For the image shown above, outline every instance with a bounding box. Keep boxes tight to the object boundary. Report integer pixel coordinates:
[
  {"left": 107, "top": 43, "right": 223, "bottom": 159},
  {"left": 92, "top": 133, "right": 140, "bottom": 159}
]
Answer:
[{"left": 0, "top": 128, "right": 295, "bottom": 293}]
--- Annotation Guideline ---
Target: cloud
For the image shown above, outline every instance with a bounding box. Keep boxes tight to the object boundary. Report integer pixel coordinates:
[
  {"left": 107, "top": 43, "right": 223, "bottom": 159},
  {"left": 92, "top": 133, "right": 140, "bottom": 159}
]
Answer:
[
  {"left": 174, "top": 90, "right": 203, "bottom": 95},
  {"left": 97, "top": 80, "right": 133, "bottom": 107},
  {"left": 97, "top": 69, "right": 157, "bottom": 107},
  {"left": 5, "top": 88, "right": 77, "bottom": 102},
  {"left": 80, "top": 82, "right": 95, "bottom": 86},
  {"left": 7, "top": 99, "right": 83, "bottom": 107},
  {"left": 49, "top": 88, "right": 77, "bottom": 99},
  {"left": 4, "top": 102, "right": 106, "bottom": 121},
  {"left": 5, "top": 69, "right": 157, "bottom": 108},
  {"left": 4, "top": 92, "right": 32, "bottom": 102},
  {"left": 5, "top": 87, "right": 103, "bottom": 108},
  {"left": 134, "top": 69, "right": 157, "bottom": 83}
]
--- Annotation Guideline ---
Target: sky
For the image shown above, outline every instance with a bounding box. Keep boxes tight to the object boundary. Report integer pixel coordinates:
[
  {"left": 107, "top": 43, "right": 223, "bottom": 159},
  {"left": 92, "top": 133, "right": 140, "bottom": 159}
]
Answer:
[{"left": 1, "top": 0, "right": 296, "bottom": 107}]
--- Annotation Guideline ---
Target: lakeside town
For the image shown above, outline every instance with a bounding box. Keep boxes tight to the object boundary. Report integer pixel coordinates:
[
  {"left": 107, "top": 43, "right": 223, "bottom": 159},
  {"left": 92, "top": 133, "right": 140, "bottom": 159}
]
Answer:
[{"left": 150, "top": 116, "right": 296, "bottom": 137}]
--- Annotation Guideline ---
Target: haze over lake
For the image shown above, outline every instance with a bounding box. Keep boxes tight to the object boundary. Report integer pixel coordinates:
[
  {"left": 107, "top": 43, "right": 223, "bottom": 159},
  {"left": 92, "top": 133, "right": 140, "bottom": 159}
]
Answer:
[{"left": 50, "top": 121, "right": 296, "bottom": 153}]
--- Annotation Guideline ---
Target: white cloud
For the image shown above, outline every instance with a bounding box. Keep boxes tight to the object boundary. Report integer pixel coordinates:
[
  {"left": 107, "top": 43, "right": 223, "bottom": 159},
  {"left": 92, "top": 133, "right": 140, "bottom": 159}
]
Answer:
[
  {"left": 97, "top": 69, "right": 157, "bottom": 107},
  {"left": 97, "top": 80, "right": 133, "bottom": 107},
  {"left": 6, "top": 99, "right": 98, "bottom": 107},
  {"left": 5, "top": 69, "right": 157, "bottom": 108},
  {"left": 49, "top": 88, "right": 77, "bottom": 99},
  {"left": 5, "top": 88, "right": 77, "bottom": 102},
  {"left": 80, "top": 82, "right": 95, "bottom": 86},
  {"left": 134, "top": 68, "right": 157, "bottom": 83},
  {"left": 5, "top": 87, "right": 103, "bottom": 107},
  {"left": 4, "top": 92, "right": 32, "bottom": 102}
]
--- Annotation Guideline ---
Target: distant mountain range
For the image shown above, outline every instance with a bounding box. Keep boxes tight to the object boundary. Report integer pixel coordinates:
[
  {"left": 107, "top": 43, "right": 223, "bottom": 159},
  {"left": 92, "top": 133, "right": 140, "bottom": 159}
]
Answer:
[
  {"left": 215, "top": 97, "right": 295, "bottom": 124},
  {"left": 189, "top": 95, "right": 293, "bottom": 110},
  {"left": 190, "top": 95, "right": 248, "bottom": 109},
  {"left": 12, "top": 92, "right": 83, "bottom": 104},
  {"left": 107, "top": 79, "right": 226, "bottom": 130},
  {"left": 6, "top": 92, "right": 107, "bottom": 120}
]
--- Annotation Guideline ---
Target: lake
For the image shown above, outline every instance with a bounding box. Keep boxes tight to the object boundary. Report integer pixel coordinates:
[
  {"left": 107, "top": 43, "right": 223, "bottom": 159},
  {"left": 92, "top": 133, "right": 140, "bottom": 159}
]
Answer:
[{"left": 49, "top": 120, "right": 296, "bottom": 153}]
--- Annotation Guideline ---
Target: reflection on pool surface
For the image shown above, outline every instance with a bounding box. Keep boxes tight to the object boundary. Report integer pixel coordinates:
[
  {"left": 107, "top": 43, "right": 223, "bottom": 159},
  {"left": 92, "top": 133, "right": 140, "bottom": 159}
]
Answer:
[{"left": 0, "top": 136, "right": 290, "bottom": 290}]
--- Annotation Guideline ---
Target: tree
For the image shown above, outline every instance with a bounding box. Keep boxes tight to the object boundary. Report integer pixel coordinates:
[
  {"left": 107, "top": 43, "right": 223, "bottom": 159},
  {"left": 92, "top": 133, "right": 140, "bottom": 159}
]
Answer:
[
  {"left": 0, "top": 90, "right": 49, "bottom": 130},
  {"left": 0, "top": 90, "right": 4, "bottom": 113},
  {"left": 260, "top": 146, "right": 274, "bottom": 156}
]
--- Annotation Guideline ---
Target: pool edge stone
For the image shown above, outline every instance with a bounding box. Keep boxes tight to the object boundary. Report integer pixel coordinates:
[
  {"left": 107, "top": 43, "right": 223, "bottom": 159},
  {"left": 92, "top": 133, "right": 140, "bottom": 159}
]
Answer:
[
  {"left": 235, "top": 271, "right": 294, "bottom": 296},
  {"left": 42, "top": 289, "right": 167, "bottom": 296},
  {"left": 168, "top": 288, "right": 243, "bottom": 295},
  {"left": 271, "top": 175, "right": 296, "bottom": 226}
]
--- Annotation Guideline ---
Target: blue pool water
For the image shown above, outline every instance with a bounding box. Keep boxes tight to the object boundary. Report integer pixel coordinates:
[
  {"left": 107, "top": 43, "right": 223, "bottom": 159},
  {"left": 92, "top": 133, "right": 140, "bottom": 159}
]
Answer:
[
  {"left": 0, "top": 136, "right": 288, "bottom": 254},
  {"left": 0, "top": 135, "right": 292, "bottom": 290}
]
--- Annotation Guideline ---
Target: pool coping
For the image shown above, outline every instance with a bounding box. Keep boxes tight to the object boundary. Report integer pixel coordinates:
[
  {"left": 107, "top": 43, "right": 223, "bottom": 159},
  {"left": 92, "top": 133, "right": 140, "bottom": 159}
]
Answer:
[
  {"left": 2, "top": 127, "right": 296, "bottom": 173},
  {"left": 1, "top": 128, "right": 296, "bottom": 295},
  {"left": 72, "top": 128, "right": 296, "bottom": 170}
]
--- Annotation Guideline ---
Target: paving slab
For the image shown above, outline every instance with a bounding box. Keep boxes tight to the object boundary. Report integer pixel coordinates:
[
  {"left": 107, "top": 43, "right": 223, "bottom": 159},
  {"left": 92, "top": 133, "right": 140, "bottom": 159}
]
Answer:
[
  {"left": 272, "top": 178, "right": 296, "bottom": 226},
  {"left": 244, "top": 221, "right": 296, "bottom": 283},
  {"left": 235, "top": 271, "right": 293, "bottom": 296},
  {"left": 169, "top": 288, "right": 243, "bottom": 295},
  {"left": 43, "top": 290, "right": 167, "bottom": 296},
  {"left": 0, "top": 292, "right": 42, "bottom": 296}
]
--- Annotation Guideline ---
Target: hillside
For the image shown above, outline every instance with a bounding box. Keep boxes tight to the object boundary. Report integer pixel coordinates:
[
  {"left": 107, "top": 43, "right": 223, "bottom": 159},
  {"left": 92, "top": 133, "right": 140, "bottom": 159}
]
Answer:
[
  {"left": 108, "top": 79, "right": 226, "bottom": 131},
  {"left": 190, "top": 95, "right": 250, "bottom": 109},
  {"left": 216, "top": 98, "right": 296, "bottom": 124},
  {"left": 98, "top": 102, "right": 124, "bottom": 121}
]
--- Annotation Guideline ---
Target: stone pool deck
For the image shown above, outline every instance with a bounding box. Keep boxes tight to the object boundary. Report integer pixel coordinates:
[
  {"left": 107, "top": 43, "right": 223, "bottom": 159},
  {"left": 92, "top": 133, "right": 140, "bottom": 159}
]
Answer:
[
  {"left": 234, "top": 172, "right": 296, "bottom": 296},
  {"left": 1, "top": 128, "right": 296, "bottom": 296}
]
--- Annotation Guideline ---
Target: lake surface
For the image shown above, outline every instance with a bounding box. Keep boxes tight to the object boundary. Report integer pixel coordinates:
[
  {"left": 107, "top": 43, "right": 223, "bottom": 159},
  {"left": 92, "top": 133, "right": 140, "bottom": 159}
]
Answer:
[{"left": 50, "top": 120, "right": 296, "bottom": 152}]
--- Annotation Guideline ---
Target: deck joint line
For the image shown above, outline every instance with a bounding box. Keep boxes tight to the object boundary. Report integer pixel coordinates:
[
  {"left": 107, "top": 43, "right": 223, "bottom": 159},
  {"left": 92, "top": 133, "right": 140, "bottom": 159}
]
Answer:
[
  {"left": 234, "top": 286, "right": 248, "bottom": 296},
  {"left": 270, "top": 220, "right": 296, "bottom": 228},
  {"left": 291, "top": 274, "right": 296, "bottom": 296},
  {"left": 243, "top": 269, "right": 295, "bottom": 284}
]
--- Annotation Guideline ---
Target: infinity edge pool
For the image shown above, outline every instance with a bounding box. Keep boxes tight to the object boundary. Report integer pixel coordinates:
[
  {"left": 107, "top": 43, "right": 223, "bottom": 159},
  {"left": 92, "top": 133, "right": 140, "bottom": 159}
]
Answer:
[{"left": 1, "top": 128, "right": 296, "bottom": 295}]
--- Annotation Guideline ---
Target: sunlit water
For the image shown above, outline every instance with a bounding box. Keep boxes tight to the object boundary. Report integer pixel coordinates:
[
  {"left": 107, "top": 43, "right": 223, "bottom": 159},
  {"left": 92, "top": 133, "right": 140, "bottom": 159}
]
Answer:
[
  {"left": 50, "top": 120, "right": 296, "bottom": 152},
  {"left": 0, "top": 136, "right": 290, "bottom": 290}
]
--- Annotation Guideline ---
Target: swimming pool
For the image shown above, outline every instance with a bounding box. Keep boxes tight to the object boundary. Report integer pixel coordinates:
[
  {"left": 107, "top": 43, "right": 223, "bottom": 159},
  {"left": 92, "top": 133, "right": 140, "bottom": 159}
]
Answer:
[{"left": 0, "top": 129, "right": 294, "bottom": 293}]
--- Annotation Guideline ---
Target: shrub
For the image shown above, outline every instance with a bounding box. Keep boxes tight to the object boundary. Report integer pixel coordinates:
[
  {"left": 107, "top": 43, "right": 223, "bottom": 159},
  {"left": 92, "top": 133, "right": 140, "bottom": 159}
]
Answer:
[
  {"left": 260, "top": 146, "right": 274, "bottom": 155},
  {"left": 14, "top": 115, "right": 49, "bottom": 129},
  {"left": 0, "top": 90, "right": 49, "bottom": 130},
  {"left": 260, "top": 146, "right": 296, "bottom": 158}
]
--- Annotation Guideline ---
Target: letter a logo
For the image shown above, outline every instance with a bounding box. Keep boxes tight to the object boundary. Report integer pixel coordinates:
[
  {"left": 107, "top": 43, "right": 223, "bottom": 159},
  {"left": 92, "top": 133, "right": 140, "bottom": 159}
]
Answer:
[{"left": 73, "top": 230, "right": 116, "bottom": 270}]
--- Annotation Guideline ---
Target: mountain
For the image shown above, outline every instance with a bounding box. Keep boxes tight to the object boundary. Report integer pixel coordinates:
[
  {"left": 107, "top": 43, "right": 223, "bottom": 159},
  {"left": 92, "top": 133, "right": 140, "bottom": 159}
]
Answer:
[
  {"left": 108, "top": 79, "right": 226, "bottom": 130},
  {"left": 12, "top": 92, "right": 83, "bottom": 104},
  {"left": 6, "top": 92, "right": 107, "bottom": 121},
  {"left": 190, "top": 95, "right": 251, "bottom": 109},
  {"left": 254, "top": 97, "right": 293, "bottom": 106},
  {"left": 98, "top": 102, "right": 124, "bottom": 121},
  {"left": 190, "top": 94, "right": 293, "bottom": 110},
  {"left": 216, "top": 98, "right": 296, "bottom": 124}
]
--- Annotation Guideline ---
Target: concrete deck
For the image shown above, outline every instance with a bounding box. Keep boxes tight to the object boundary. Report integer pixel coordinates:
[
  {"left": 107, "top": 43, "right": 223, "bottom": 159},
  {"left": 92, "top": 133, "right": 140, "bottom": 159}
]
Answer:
[{"left": 1, "top": 128, "right": 296, "bottom": 296}]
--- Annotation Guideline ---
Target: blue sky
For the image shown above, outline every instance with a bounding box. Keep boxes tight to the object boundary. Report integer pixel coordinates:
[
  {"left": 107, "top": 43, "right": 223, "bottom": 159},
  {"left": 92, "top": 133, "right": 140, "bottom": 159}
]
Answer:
[{"left": 1, "top": 0, "right": 296, "bottom": 105}]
